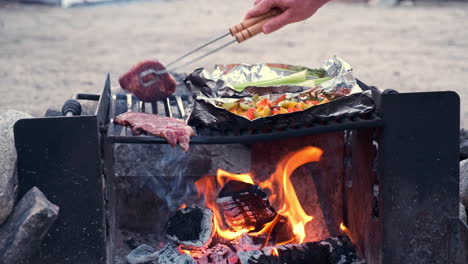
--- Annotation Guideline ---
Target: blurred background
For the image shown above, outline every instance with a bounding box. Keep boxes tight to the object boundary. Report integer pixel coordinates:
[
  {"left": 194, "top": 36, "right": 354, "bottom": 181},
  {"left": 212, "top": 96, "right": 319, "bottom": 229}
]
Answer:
[{"left": 0, "top": 0, "right": 467, "bottom": 125}]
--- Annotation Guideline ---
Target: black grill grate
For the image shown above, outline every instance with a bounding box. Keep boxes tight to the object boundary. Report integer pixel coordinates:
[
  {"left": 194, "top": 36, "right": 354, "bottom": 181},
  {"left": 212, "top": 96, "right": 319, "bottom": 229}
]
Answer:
[{"left": 107, "top": 89, "right": 383, "bottom": 144}]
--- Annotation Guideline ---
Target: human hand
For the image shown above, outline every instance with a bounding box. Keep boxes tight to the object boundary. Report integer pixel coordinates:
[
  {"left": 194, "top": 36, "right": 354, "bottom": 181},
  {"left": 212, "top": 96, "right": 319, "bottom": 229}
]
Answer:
[{"left": 245, "top": 0, "right": 329, "bottom": 34}]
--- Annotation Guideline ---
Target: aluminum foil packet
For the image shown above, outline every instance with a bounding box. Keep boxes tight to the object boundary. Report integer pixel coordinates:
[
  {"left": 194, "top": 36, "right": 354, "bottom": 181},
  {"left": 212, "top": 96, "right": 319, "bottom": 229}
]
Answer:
[{"left": 184, "top": 56, "right": 375, "bottom": 131}]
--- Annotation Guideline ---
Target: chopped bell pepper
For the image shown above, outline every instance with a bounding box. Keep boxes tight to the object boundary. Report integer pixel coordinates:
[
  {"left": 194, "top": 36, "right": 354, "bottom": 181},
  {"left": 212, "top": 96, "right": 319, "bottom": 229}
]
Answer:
[
  {"left": 288, "top": 102, "right": 298, "bottom": 108},
  {"left": 256, "top": 98, "right": 271, "bottom": 108},
  {"left": 222, "top": 102, "right": 238, "bottom": 110},
  {"left": 273, "top": 94, "right": 287, "bottom": 105},
  {"left": 279, "top": 100, "right": 290, "bottom": 108},
  {"left": 303, "top": 103, "right": 314, "bottom": 110},
  {"left": 297, "top": 102, "right": 307, "bottom": 110},
  {"left": 254, "top": 106, "right": 272, "bottom": 118},
  {"left": 306, "top": 100, "right": 319, "bottom": 105},
  {"left": 239, "top": 102, "right": 251, "bottom": 110},
  {"left": 318, "top": 98, "right": 330, "bottom": 105},
  {"left": 244, "top": 108, "right": 256, "bottom": 120}
]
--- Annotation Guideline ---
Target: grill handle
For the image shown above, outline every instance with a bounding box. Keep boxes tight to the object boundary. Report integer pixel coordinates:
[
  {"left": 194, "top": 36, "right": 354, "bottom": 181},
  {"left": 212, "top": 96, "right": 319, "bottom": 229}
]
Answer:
[{"left": 62, "top": 99, "right": 82, "bottom": 116}]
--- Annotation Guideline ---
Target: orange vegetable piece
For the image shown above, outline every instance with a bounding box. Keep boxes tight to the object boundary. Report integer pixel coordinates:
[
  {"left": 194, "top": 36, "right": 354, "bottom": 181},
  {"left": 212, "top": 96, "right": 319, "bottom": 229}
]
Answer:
[
  {"left": 273, "top": 94, "right": 287, "bottom": 105},
  {"left": 306, "top": 100, "right": 319, "bottom": 105},
  {"left": 256, "top": 98, "right": 269, "bottom": 107},
  {"left": 318, "top": 99, "right": 330, "bottom": 105}
]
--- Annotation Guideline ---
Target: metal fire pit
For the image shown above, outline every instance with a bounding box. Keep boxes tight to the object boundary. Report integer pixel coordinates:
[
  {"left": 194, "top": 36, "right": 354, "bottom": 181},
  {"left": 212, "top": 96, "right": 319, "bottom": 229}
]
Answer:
[{"left": 13, "top": 73, "right": 468, "bottom": 264}]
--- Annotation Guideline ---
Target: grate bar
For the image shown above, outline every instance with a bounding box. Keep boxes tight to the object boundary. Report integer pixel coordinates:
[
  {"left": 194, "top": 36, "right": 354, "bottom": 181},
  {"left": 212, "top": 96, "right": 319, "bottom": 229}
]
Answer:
[
  {"left": 151, "top": 102, "right": 158, "bottom": 114},
  {"left": 164, "top": 98, "right": 173, "bottom": 118},
  {"left": 175, "top": 96, "right": 185, "bottom": 117},
  {"left": 126, "top": 94, "right": 132, "bottom": 112},
  {"left": 109, "top": 113, "right": 383, "bottom": 144}
]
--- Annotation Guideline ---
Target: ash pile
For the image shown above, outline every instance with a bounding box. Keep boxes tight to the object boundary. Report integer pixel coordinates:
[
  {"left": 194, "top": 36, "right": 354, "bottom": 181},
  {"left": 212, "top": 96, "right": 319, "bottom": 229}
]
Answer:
[{"left": 125, "top": 180, "right": 364, "bottom": 264}]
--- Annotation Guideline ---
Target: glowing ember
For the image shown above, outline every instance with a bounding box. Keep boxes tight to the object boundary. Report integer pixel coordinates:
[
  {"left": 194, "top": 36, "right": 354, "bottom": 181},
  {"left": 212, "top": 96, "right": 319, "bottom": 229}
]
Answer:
[
  {"left": 178, "top": 245, "right": 192, "bottom": 255},
  {"left": 272, "top": 247, "right": 279, "bottom": 257},
  {"left": 340, "top": 222, "right": 348, "bottom": 231},
  {"left": 194, "top": 146, "right": 323, "bottom": 244},
  {"left": 178, "top": 203, "right": 187, "bottom": 210}
]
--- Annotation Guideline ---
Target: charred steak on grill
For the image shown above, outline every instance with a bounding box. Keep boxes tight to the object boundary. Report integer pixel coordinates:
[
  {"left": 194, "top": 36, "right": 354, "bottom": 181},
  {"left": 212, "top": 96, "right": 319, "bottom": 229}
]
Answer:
[{"left": 114, "top": 112, "right": 195, "bottom": 152}]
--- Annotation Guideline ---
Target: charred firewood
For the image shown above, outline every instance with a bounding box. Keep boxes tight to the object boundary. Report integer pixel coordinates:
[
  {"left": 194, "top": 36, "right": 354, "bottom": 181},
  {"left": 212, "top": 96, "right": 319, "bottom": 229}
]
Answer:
[
  {"left": 165, "top": 206, "right": 214, "bottom": 248},
  {"left": 125, "top": 243, "right": 195, "bottom": 264},
  {"left": 216, "top": 180, "right": 276, "bottom": 232},
  {"left": 125, "top": 244, "right": 158, "bottom": 264},
  {"left": 238, "top": 235, "right": 365, "bottom": 264},
  {"left": 155, "top": 243, "right": 196, "bottom": 264},
  {"left": 230, "top": 234, "right": 268, "bottom": 252},
  {"left": 193, "top": 244, "right": 239, "bottom": 264}
]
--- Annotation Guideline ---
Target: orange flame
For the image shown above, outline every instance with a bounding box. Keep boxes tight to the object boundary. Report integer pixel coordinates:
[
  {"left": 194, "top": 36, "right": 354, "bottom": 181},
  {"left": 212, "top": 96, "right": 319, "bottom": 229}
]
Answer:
[
  {"left": 194, "top": 146, "right": 323, "bottom": 243},
  {"left": 178, "top": 203, "right": 187, "bottom": 210},
  {"left": 272, "top": 247, "right": 279, "bottom": 257},
  {"left": 178, "top": 245, "right": 192, "bottom": 255},
  {"left": 216, "top": 169, "right": 253, "bottom": 186},
  {"left": 259, "top": 146, "right": 322, "bottom": 243},
  {"left": 340, "top": 222, "right": 347, "bottom": 231}
]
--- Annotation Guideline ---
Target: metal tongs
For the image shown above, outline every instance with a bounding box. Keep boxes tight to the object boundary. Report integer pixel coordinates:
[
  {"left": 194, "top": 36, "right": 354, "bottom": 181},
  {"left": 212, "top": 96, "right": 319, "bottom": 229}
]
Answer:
[{"left": 139, "top": 9, "right": 281, "bottom": 88}]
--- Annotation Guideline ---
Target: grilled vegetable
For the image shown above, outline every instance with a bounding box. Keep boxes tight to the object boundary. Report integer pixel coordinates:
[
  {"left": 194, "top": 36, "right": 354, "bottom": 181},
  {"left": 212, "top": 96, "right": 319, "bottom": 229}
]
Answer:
[
  {"left": 232, "top": 70, "right": 308, "bottom": 91},
  {"left": 231, "top": 71, "right": 332, "bottom": 92},
  {"left": 222, "top": 102, "right": 238, "bottom": 110}
]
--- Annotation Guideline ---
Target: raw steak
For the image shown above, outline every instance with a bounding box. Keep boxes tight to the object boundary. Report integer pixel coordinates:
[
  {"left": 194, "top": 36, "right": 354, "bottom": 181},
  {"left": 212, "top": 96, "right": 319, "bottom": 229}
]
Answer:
[
  {"left": 119, "top": 60, "right": 176, "bottom": 102},
  {"left": 114, "top": 112, "right": 195, "bottom": 151}
]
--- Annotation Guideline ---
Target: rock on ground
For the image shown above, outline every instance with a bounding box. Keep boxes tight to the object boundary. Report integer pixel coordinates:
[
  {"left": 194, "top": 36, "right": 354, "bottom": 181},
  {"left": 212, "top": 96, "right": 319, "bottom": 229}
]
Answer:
[
  {"left": 460, "top": 203, "right": 467, "bottom": 225},
  {"left": 0, "top": 187, "right": 59, "bottom": 264},
  {"left": 0, "top": 110, "right": 32, "bottom": 225},
  {"left": 461, "top": 159, "right": 468, "bottom": 209},
  {"left": 461, "top": 129, "right": 468, "bottom": 160}
]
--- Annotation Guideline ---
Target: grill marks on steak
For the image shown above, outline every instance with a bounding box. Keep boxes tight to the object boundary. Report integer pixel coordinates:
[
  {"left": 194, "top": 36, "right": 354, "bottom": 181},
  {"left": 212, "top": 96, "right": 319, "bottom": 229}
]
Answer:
[{"left": 114, "top": 112, "right": 195, "bottom": 152}]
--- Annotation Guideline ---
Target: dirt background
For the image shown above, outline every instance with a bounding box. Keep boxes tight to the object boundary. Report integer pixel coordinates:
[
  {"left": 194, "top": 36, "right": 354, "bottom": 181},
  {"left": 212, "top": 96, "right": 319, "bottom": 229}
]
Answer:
[{"left": 0, "top": 0, "right": 467, "bottom": 126}]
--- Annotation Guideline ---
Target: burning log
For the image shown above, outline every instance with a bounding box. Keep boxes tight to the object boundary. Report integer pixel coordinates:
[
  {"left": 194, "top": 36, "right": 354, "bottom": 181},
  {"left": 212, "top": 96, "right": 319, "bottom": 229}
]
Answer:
[
  {"left": 237, "top": 235, "right": 365, "bottom": 264},
  {"left": 165, "top": 206, "right": 214, "bottom": 248},
  {"left": 216, "top": 180, "right": 277, "bottom": 232}
]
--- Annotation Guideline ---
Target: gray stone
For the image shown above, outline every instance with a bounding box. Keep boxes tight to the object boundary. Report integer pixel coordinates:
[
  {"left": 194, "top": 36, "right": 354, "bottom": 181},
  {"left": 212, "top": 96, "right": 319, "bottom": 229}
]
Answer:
[
  {"left": 461, "top": 159, "right": 468, "bottom": 209},
  {"left": 0, "top": 187, "right": 59, "bottom": 264},
  {"left": 0, "top": 110, "right": 32, "bottom": 225},
  {"left": 125, "top": 244, "right": 157, "bottom": 264},
  {"left": 460, "top": 203, "right": 467, "bottom": 225},
  {"left": 461, "top": 129, "right": 468, "bottom": 160}
]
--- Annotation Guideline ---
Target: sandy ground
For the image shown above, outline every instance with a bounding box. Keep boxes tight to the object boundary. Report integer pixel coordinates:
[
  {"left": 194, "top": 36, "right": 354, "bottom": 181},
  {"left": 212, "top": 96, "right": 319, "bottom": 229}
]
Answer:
[{"left": 0, "top": 0, "right": 467, "bottom": 125}]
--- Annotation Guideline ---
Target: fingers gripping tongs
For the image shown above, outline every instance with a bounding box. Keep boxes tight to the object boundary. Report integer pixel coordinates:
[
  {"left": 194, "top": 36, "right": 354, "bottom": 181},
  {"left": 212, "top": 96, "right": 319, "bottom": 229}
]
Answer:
[{"left": 139, "top": 9, "right": 281, "bottom": 87}]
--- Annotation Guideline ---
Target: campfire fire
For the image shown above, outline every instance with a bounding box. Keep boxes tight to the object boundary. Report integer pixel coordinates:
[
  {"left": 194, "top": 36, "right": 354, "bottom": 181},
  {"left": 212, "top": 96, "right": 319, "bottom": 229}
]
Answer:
[
  {"left": 127, "top": 145, "right": 363, "bottom": 264},
  {"left": 194, "top": 146, "right": 323, "bottom": 246}
]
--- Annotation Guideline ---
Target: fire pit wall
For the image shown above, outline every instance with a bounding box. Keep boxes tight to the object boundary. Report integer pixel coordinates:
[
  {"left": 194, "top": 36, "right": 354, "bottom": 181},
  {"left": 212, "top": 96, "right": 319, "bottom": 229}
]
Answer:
[{"left": 109, "top": 130, "right": 378, "bottom": 263}]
